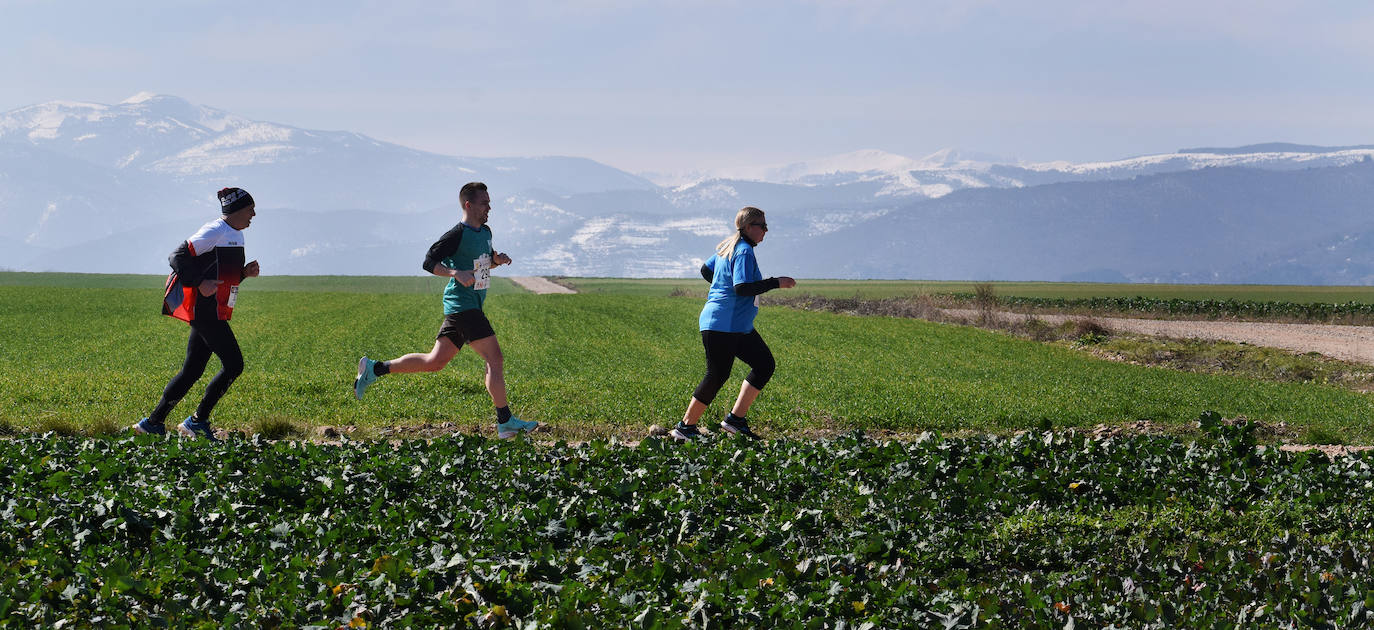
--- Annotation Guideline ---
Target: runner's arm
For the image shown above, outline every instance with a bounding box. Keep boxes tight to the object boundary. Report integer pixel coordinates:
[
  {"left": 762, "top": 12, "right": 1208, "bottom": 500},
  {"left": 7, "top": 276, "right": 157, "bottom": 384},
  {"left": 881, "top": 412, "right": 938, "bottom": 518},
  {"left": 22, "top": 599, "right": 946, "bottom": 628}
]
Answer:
[
  {"left": 422, "top": 225, "right": 465, "bottom": 275},
  {"left": 168, "top": 242, "right": 204, "bottom": 286},
  {"left": 428, "top": 263, "right": 476, "bottom": 286},
  {"left": 733, "top": 278, "right": 781, "bottom": 297},
  {"left": 700, "top": 255, "right": 718, "bottom": 282},
  {"left": 729, "top": 248, "right": 776, "bottom": 296}
]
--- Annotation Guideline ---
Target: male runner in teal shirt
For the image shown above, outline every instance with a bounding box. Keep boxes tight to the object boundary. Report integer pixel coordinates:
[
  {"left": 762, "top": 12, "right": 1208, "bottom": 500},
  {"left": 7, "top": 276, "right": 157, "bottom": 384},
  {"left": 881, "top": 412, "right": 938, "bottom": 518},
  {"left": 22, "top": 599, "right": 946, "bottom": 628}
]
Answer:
[{"left": 353, "top": 182, "right": 539, "bottom": 439}]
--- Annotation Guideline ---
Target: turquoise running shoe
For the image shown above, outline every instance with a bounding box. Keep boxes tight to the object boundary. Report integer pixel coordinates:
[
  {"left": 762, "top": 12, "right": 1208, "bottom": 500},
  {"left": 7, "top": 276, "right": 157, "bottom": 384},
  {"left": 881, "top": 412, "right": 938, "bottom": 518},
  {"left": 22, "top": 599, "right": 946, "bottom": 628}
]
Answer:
[
  {"left": 177, "top": 415, "right": 220, "bottom": 442},
  {"left": 496, "top": 416, "right": 539, "bottom": 439},
  {"left": 131, "top": 417, "right": 166, "bottom": 436},
  {"left": 354, "top": 356, "right": 379, "bottom": 400}
]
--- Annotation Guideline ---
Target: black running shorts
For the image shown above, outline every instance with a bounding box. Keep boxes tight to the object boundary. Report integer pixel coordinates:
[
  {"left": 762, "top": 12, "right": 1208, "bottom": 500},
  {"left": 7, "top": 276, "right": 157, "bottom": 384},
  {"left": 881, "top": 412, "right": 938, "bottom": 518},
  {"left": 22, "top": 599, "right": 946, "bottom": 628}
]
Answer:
[{"left": 436, "top": 309, "right": 496, "bottom": 346}]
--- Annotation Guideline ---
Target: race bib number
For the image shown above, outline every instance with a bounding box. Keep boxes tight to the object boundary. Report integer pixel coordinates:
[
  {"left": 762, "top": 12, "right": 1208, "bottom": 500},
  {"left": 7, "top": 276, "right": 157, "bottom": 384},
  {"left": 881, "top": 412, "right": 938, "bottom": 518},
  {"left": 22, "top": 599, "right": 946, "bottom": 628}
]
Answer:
[
  {"left": 227, "top": 285, "right": 239, "bottom": 308},
  {"left": 473, "top": 254, "right": 491, "bottom": 290}
]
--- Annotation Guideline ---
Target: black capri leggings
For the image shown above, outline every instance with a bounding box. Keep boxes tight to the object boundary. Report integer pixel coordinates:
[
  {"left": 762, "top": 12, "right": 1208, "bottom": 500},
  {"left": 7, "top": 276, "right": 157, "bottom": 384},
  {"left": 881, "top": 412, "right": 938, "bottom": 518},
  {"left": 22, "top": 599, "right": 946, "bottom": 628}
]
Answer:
[
  {"left": 149, "top": 318, "right": 244, "bottom": 423},
  {"left": 692, "top": 329, "right": 775, "bottom": 405}
]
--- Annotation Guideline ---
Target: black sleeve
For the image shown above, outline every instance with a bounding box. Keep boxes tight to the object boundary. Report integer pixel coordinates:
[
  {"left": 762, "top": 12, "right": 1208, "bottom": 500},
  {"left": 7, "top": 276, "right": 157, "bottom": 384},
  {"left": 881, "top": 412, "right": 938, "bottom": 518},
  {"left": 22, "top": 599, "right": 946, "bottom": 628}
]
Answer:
[
  {"left": 422, "top": 225, "right": 464, "bottom": 273},
  {"left": 700, "top": 264, "right": 714, "bottom": 283},
  {"left": 168, "top": 242, "right": 202, "bottom": 286},
  {"left": 734, "top": 277, "right": 781, "bottom": 297}
]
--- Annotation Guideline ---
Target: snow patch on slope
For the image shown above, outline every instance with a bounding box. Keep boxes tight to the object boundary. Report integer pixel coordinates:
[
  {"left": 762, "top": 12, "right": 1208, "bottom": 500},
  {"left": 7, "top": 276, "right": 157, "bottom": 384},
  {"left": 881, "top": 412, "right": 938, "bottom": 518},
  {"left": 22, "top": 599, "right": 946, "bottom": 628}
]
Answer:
[
  {"left": 1026, "top": 150, "right": 1374, "bottom": 175},
  {"left": 668, "top": 182, "right": 739, "bottom": 207},
  {"left": 149, "top": 124, "right": 301, "bottom": 173},
  {"left": 121, "top": 92, "right": 158, "bottom": 105},
  {"left": 805, "top": 208, "right": 893, "bottom": 236}
]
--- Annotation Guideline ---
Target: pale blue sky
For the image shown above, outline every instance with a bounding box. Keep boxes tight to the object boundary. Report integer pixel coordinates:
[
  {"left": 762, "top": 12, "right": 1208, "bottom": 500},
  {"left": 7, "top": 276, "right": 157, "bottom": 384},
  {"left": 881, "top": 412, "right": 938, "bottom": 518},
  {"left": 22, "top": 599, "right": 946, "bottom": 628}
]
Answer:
[{"left": 4, "top": 0, "right": 1373, "bottom": 172}]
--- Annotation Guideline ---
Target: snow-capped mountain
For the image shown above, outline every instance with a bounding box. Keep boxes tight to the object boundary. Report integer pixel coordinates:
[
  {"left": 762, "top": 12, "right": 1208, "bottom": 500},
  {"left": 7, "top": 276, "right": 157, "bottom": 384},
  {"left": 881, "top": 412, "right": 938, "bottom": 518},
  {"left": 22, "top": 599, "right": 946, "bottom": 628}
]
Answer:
[
  {"left": 650, "top": 144, "right": 1374, "bottom": 207},
  {"left": 3, "top": 93, "right": 1374, "bottom": 283},
  {"left": 645, "top": 148, "right": 1010, "bottom": 195},
  {"left": 0, "top": 94, "right": 660, "bottom": 270},
  {"left": 774, "top": 160, "right": 1374, "bottom": 284},
  {"left": 0, "top": 93, "right": 654, "bottom": 211},
  {"left": 2, "top": 93, "right": 243, "bottom": 171},
  {"left": 1021, "top": 146, "right": 1374, "bottom": 179}
]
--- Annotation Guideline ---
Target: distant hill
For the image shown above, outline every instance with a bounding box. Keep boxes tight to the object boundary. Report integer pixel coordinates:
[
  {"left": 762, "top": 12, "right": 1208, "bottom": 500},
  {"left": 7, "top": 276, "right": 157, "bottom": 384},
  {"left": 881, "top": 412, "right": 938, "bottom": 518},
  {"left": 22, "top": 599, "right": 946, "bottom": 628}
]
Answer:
[
  {"left": 778, "top": 160, "right": 1374, "bottom": 284},
  {"left": 4, "top": 94, "right": 1374, "bottom": 283},
  {"left": 1178, "top": 143, "right": 1374, "bottom": 155}
]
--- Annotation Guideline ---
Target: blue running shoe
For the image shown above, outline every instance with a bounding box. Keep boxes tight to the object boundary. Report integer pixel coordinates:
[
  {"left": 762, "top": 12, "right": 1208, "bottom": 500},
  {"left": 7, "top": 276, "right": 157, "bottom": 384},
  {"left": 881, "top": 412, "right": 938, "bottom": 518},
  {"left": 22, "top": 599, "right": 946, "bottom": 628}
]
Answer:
[
  {"left": 354, "top": 356, "right": 379, "bottom": 400},
  {"left": 496, "top": 416, "right": 539, "bottom": 439},
  {"left": 131, "top": 417, "right": 166, "bottom": 436},
  {"left": 177, "top": 416, "right": 220, "bottom": 442},
  {"left": 670, "top": 422, "right": 703, "bottom": 441}
]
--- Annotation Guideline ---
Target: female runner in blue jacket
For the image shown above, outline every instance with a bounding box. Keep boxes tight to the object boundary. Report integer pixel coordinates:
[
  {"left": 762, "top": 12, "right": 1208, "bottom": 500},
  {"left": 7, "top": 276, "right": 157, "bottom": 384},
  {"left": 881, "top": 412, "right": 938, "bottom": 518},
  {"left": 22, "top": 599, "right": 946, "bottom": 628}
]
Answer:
[{"left": 671, "top": 206, "right": 795, "bottom": 440}]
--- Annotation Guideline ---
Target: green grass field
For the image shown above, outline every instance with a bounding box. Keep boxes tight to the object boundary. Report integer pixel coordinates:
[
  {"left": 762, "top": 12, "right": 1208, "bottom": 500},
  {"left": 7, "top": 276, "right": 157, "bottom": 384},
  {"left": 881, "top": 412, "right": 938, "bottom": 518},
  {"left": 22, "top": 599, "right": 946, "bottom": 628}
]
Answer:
[
  {"left": 2, "top": 273, "right": 1372, "bottom": 440},
  {"left": 561, "top": 276, "right": 1374, "bottom": 302},
  {"left": 9, "top": 271, "right": 1371, "bottom": 301}
]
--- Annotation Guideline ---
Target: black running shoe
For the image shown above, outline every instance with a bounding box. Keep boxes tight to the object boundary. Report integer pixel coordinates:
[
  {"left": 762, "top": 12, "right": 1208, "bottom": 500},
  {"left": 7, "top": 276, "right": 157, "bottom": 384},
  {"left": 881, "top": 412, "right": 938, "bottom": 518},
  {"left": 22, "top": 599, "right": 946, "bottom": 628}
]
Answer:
[
  {"left": 720, "top": 415, "right": 759, "bottom": 439},
  {"left": 669, "top": 422, "right": 703, "bottom": 441}
]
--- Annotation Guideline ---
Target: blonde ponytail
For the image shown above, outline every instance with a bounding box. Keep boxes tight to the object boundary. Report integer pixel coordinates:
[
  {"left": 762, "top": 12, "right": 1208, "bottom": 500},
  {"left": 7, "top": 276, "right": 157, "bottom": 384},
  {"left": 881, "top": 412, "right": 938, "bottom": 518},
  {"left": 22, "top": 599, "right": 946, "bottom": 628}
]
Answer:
[{"left": 715, "top": 206, "right": 765, "bottom": 259}]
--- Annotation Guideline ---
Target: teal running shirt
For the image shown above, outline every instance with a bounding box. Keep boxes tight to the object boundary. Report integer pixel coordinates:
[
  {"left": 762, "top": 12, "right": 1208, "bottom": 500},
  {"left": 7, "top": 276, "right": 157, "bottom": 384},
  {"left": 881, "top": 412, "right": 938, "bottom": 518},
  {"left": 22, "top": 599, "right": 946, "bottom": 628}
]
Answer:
[{"left": 422, "top": 222, "right": 497, "bottom": 314}]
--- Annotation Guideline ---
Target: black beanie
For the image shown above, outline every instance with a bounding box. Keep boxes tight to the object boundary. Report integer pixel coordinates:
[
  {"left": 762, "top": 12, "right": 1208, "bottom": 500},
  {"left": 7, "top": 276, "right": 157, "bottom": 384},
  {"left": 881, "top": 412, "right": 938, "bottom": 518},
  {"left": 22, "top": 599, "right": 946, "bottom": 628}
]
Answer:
[{"left": 218, "top": 187, "right": 254, "bottom": 214}]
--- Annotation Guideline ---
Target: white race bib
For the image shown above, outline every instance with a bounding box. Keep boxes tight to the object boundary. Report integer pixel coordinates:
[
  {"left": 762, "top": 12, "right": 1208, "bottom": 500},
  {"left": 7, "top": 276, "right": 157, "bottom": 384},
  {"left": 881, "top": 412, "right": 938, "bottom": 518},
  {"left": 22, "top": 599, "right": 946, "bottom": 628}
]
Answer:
[
  {"left": 473, "top": 254, "right": 491, "bottom": 290},
  {"left": 754, "top": 295, "right": 760, "bottom": 308},
  {"left": 227, "top": 285, "right": 239, "bottom": 308}
]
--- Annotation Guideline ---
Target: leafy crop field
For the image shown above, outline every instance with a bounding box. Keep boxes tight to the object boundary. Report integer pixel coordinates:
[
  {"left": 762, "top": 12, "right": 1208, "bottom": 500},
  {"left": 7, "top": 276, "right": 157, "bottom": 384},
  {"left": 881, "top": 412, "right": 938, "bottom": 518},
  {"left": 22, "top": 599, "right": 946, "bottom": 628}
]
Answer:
[
  {"left": 4, "top": 421, "right": 1374, "bottom": 627},
  {"left": 560, "top": 276, "right": 1374, "bottom": 303},
  {"left": 3, "top": 276, "right": 1373, "bottom": 440}
]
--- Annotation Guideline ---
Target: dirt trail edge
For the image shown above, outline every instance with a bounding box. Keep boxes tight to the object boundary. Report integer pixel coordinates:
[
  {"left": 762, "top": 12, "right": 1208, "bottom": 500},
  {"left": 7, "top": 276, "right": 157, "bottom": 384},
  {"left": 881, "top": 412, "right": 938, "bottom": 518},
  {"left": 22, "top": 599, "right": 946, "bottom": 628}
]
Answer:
[
  {"left": 949, "top": 309, "right": 1374, "bottom": 365},
  {"left": 509, "top": 276, "right": 576, "bottom": 294}
]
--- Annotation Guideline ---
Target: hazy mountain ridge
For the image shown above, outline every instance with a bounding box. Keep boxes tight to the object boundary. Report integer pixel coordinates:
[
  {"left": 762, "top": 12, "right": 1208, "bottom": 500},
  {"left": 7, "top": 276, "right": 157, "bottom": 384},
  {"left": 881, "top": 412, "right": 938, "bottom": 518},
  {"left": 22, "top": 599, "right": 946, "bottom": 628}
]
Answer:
[
  {"left": 650, "top": 146, "right": 1374, "bottom": 200},
  {"left": 780, "top": 161, "right": 1374, "bottom": 284},
  {"left": 0, "top": 94, "right": 656, "bottom": 212},
  {"left": 3, "top": 94, "right": 1373, "bottom": 283},
  {"left": 1179, "top": 143, "right": 1374, "bottom": 155}
]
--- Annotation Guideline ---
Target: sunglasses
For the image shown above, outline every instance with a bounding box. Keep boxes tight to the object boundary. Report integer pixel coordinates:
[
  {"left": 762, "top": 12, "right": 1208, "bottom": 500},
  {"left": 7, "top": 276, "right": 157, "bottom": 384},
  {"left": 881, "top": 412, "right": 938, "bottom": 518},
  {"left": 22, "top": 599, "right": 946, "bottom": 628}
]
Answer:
[{"left": 749, "top": 222, "right": 769, "bottom": 232}]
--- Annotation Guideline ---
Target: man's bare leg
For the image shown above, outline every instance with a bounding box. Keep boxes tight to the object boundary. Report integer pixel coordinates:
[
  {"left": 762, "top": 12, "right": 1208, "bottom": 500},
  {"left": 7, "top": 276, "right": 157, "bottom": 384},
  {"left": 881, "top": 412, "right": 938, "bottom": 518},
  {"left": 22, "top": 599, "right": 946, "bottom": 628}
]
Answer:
[
  {"left": 467, "top": 335, "right": 507, "bottom": 408},
  {"left": 386, "top": 337, "right": 460, "bottom": 374}
]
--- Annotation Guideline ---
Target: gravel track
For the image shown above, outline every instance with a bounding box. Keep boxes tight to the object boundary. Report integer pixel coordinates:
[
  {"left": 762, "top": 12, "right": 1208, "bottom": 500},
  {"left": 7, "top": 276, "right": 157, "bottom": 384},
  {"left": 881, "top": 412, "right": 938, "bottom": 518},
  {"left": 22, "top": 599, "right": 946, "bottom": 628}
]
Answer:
[
  {"left": 949, "top": 309, "right": 1374, "bottom": 364},
  {"left": 509, "top": 276, "right": 576, "bottom": 294}
]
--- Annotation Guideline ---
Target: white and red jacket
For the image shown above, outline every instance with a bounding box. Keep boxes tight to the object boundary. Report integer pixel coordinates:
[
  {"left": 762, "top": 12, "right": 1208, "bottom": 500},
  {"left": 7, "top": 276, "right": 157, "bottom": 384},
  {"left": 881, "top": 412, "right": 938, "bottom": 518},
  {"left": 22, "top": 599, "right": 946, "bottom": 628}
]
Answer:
[{"left": 162, "top": 218, "right": 247, "bottom": 322}]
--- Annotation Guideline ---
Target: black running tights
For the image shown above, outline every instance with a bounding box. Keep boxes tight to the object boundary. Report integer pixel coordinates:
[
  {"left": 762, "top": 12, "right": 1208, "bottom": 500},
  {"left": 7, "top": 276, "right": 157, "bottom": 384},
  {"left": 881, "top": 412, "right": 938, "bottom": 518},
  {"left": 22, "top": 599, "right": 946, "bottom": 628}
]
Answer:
[
  {"left": 150, "top": 319, "right": 244, "bottom": 423},
  {"left": 692, "top": 329, "right": 775, "bottom": 405}
]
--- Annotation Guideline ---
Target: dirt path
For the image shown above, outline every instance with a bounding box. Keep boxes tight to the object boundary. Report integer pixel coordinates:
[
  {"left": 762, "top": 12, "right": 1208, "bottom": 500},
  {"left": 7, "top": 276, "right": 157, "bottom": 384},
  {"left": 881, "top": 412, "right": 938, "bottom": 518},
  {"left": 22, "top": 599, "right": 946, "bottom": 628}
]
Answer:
[
  {"left": 509, "top": 276, "right": 576, "bottom": 294},
  {"left": 947, "top": 309, "right": 1374, "bottom": 364}
]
